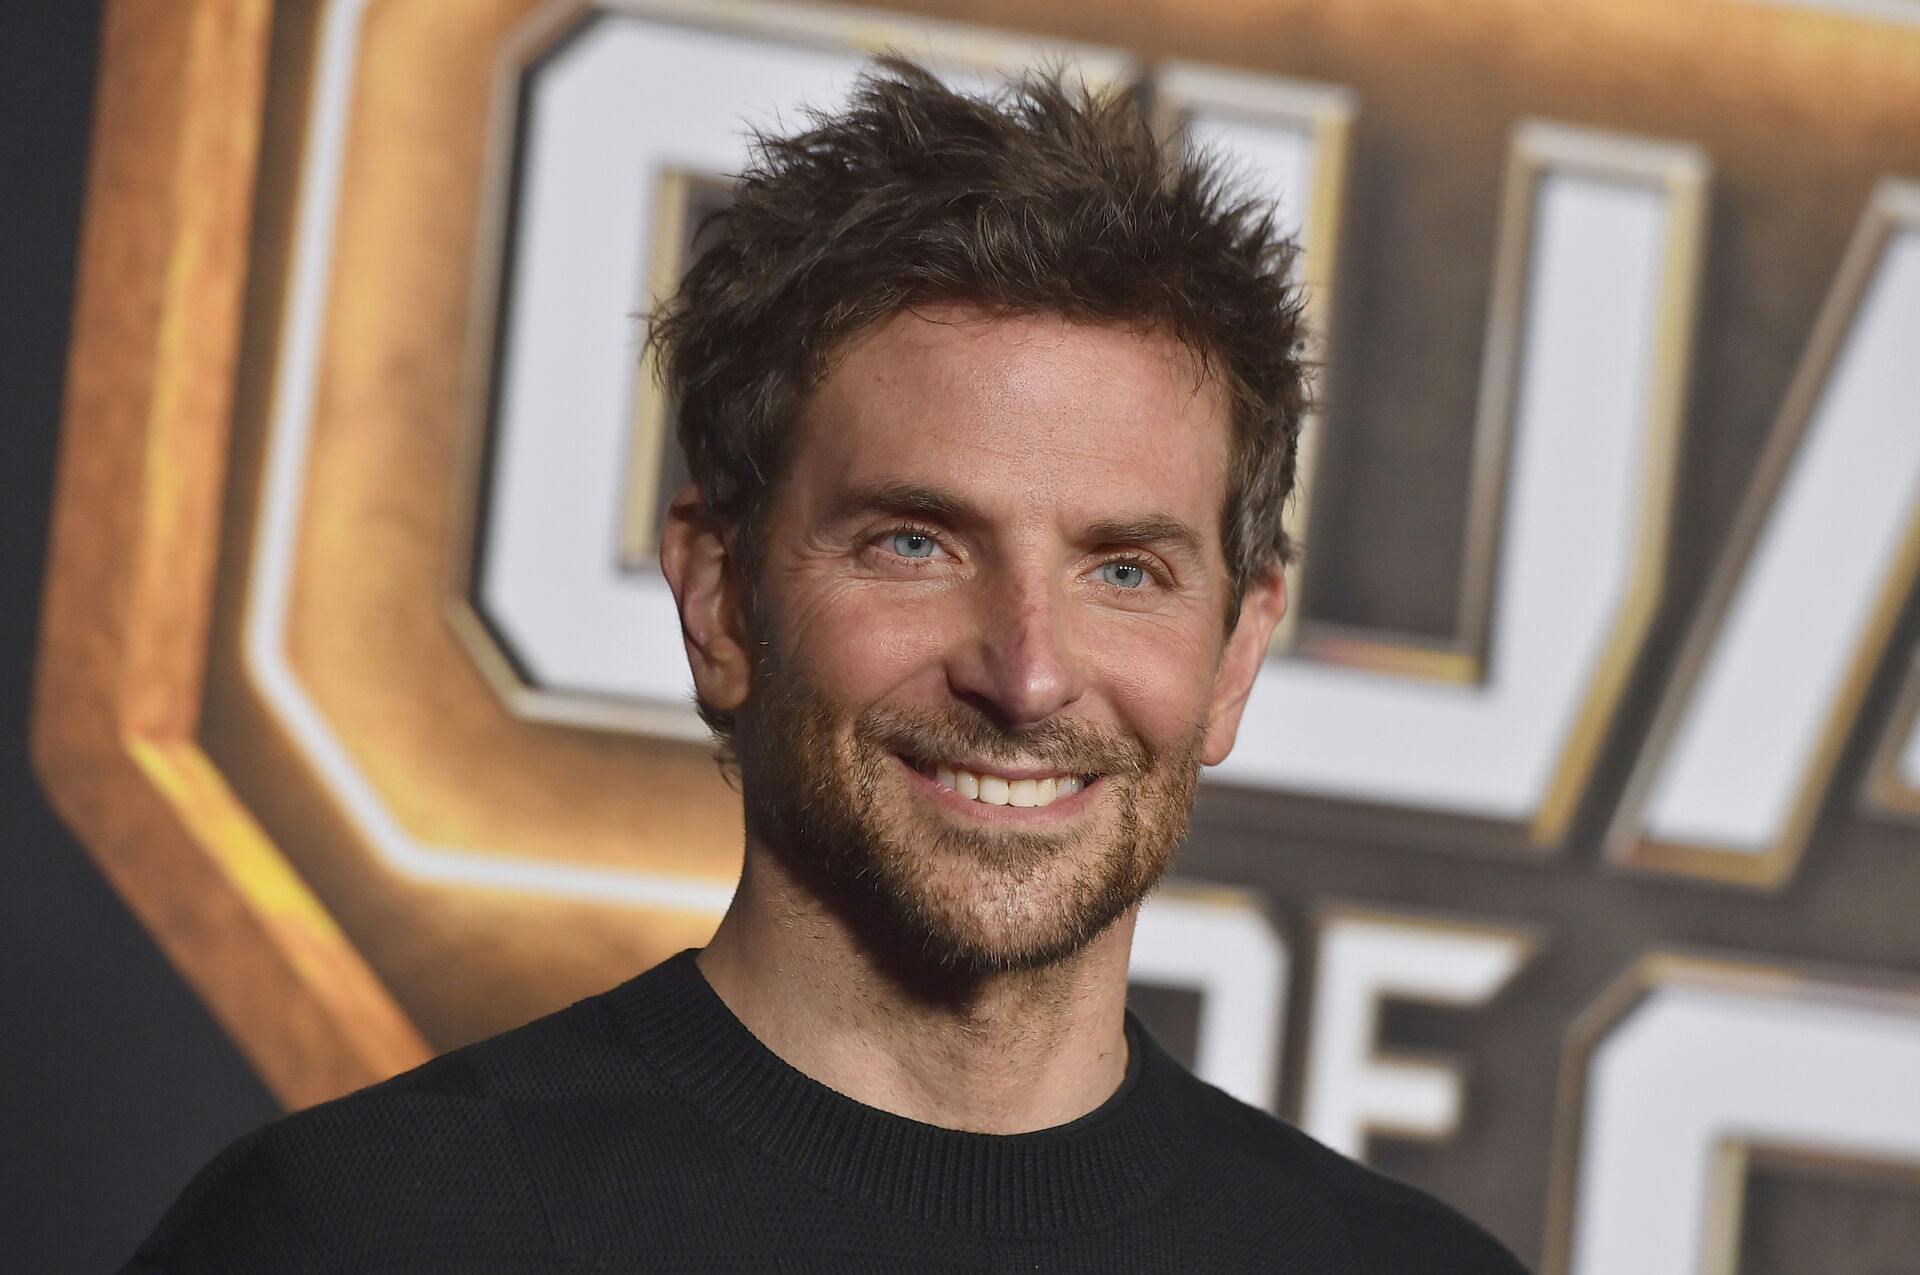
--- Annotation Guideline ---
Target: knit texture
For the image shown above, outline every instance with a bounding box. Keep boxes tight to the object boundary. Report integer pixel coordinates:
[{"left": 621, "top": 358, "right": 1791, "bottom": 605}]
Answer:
[{"left": 127, "top": 952, "right": 1530, "bottom": 1273}]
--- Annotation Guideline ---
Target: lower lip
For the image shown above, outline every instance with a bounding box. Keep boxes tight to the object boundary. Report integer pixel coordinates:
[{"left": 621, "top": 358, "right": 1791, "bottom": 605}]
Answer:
[{"left": 893, "top": 755, "right": 1102, "bottom": 824}]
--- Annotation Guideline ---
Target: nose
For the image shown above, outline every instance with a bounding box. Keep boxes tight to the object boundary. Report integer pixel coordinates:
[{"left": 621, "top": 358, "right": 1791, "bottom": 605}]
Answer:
[{"left": 945, "top": 565, "right": 1086, "bottom": 729}]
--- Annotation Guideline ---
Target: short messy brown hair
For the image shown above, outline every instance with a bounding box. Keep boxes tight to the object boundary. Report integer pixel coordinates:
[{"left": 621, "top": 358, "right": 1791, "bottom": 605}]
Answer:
[{"left": 648, "top": 56, "right": 1308, "bottom": 740}]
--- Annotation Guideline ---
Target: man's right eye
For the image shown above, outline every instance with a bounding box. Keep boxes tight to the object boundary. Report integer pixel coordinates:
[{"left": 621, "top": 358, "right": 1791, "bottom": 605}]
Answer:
[{"left": 885, "top": 531, "right": 938, "bottom": 559}]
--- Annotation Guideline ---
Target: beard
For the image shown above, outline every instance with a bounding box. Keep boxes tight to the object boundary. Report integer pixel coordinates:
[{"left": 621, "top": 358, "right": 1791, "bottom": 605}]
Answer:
[{"left": 733, "top": 642, "right": 1206, "bottom": 978}]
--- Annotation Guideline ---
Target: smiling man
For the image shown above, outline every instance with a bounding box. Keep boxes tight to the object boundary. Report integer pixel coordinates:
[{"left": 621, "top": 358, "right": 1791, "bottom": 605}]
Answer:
[{"left": 128, "top": 60, "right": 1527, "bottom": 1274}]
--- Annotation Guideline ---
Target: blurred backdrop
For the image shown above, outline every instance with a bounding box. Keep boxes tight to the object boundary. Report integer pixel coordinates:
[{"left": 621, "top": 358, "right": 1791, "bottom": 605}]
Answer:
[{"left": 11, "top": 0, "right": 1920, "bottom": 1270}]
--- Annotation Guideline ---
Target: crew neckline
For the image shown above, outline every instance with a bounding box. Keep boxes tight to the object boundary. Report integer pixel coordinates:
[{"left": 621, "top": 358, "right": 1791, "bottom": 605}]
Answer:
[{"left": 601, "top": 949, "right": 1198, "bottom": 1235}]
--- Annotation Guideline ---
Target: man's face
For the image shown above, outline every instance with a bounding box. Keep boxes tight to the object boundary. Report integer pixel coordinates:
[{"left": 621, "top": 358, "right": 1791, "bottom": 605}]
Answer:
[{"left": 728, "top": 303, "right": 1270, "bottom": 974}]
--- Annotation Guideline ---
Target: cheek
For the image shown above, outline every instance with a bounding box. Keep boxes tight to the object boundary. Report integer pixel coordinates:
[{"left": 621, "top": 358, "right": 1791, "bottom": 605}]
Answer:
[
  {"left": 1093, "top": 623, "right": 1222, "bottom": 752},
  {"left": 779, "top": 580, "right": 954, "bottom": 703}
]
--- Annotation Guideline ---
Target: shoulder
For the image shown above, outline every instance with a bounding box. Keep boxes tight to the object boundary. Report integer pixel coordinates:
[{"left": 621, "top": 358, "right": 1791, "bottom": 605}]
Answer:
[
  {"left": 1173, "top": 1078, "right": 1531, "bottom": 1275},
  {"left": 130, "top": 992, "right": 656, "bottom": 1274}
]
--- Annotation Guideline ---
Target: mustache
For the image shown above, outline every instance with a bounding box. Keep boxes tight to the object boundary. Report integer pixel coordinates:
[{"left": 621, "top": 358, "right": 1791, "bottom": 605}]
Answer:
[{"left": 855, "top": 705, "right": 1150, "bottom": 778}]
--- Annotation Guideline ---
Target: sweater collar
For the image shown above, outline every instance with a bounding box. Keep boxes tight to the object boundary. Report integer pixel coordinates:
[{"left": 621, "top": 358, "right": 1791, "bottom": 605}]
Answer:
[{"left": 603, "top": 949, "right": 1197, "bottom": 1234}]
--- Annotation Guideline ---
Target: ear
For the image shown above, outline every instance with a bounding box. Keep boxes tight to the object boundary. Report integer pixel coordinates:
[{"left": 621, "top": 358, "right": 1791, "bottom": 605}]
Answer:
[
  {"left": 657, "top": 483, "right": 754, "bottom": 720},
  {"left": 1201, "top": 562, "right": 1288, "bottom": 766}
]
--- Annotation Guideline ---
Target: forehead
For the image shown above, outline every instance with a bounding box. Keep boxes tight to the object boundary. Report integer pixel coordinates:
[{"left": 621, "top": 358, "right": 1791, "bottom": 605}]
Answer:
[{"left": 786, "top": 303, "right": 1233, "bottom": 536}]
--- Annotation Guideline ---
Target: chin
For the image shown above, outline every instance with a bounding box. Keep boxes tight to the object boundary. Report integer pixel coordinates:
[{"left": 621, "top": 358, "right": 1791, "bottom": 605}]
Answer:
[
  {"left": 864, "top": 826, "right": 1159, "bottom": 976},
  {"left": 734, "top": 659, "right": 1201, "bottom": 978}
]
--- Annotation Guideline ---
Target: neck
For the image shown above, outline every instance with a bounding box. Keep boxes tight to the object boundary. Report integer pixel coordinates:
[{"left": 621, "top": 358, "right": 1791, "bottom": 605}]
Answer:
[{"left": 696, "top": 844, "right": 1135, "bottom": 1134}]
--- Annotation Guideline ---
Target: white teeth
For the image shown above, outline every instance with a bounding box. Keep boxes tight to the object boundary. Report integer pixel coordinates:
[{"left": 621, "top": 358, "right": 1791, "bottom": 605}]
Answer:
[{"left": 925, "top": 762, "right": 1088, "bottom": 809}]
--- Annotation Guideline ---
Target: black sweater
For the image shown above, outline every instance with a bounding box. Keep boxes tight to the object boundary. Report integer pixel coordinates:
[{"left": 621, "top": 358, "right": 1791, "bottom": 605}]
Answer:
[{"left": 128, "top": 951, "right": 1529, "bottom": 1273}]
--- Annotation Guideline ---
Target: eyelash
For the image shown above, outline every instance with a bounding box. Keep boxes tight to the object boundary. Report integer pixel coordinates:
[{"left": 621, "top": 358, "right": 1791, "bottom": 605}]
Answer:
[{"left": 869, "top": 523, "right": 1170, "bottom": 589}]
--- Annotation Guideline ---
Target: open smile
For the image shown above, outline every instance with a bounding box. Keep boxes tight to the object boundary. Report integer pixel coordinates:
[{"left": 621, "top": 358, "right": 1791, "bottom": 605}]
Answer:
[{"left": 895, "top": 754, "right": 1103, "bottom": 819}]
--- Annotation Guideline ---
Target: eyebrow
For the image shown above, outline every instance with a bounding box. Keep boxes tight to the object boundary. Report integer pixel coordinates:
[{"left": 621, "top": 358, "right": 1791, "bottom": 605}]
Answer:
[
  {"left": 826, "top": 481, "right": 1206, "bottom": 561},
  {"left": 825, "top": 481, "right": 977, "bottom": 527},
  {"left": 1084, "top": 515, "right": 1206, "bottom": 562}
]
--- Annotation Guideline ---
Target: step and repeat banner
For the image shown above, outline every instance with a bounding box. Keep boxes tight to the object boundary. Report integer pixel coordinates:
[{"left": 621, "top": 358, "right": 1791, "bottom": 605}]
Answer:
[{"left": 34, "top": 0, "right": 1920, "bottom": 1269}]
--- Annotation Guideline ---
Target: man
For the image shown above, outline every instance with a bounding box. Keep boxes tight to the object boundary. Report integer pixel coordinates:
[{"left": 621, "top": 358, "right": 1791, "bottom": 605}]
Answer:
[{"left": 129, "top": 60, "right": 1528, "bottom": 1273}]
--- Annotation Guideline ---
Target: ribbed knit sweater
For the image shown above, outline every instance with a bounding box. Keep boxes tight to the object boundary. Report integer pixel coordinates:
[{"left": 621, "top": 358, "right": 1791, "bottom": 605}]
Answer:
[{"left": 127, "top": 951, "right": 1529, "bottom": 1273}]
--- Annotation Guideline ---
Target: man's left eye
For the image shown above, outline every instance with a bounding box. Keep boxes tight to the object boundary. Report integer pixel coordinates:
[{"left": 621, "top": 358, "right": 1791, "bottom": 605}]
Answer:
[{"left": 1096, "top": 561, "right": 1151, "bottom": 589}]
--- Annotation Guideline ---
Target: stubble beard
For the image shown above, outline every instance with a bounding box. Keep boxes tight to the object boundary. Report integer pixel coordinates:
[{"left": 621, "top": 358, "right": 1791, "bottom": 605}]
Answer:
[{"left": 735, "top": 645, "right": 1206, "bottom": 979}]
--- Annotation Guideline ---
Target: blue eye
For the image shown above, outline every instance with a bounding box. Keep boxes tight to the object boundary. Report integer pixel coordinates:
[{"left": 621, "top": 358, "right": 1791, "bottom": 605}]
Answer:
[
  {"left": 887, "top": 531, "right": 938, "bottom": 559},
  {"left": 1097, "top": 561, "right": 1149, "bottom": 589}
]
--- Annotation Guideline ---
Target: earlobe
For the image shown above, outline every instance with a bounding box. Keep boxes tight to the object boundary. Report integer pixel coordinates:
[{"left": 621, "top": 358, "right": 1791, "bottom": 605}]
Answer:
[
  {"left": 657, "top": 484, "right": 754, "bottom": 717},
  {"left": 1200, "top": 564, "right": 1288, "bottom": 767}
]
